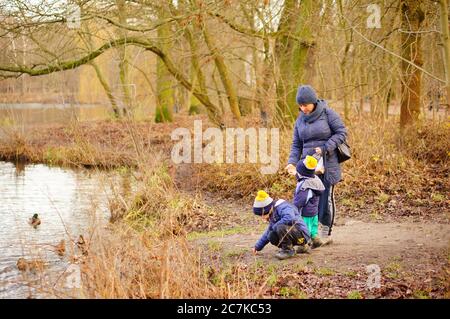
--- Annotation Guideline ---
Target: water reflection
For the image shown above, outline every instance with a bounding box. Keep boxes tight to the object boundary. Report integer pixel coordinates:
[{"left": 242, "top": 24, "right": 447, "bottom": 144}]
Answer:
[
  {"left": 13, "top": 160, "right": 25, "bottom": 177},
  {"left": 0, "top": 161, "right": 127, "bottom": 298}
]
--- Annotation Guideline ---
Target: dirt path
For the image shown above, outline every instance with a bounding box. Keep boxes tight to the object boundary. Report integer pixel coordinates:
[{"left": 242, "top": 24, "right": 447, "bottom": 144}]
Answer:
[
  {"left": 197, "top": 220, "right": 450, "bottom": 272},
  {"left": 175, "top": 162, "right": 449, "bottom": 297}
]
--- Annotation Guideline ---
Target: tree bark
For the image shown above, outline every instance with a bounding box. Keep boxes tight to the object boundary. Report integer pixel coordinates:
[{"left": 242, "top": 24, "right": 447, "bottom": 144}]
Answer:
[
  {"left": 241, "top": 2, "right": 271, "bottom": 125},
  {"left": 155, "top": 7, "right": 174, "bottom": 123},
  {"left": 202, "top": 20, "right": 242, "bottom": 123},
  {"left": 400, "top": 0, "right": 424, "bottom": 128},
  {"left": 116, "top": 0, "right": 132, "bottom": 117},
  {"left": 259, "top": 37, "right": 274, "bottom": 126},
  {"left": 337, "top": 0, "right": 352, "bottom": 122},
  {"left": 439, "top": 0, "right": 450, "bottom": 109},
  {"left": 90, "top": 62, "right": 121, "bottom": 118},
  {"left": 80, "top": 20, "right": 121, "bottom": 118},
  {"left": 185, "top": 26, "right": 224, "bottom": 127},
  {"left": 274, "top": 0, "right": 314, "bottom": 124}
]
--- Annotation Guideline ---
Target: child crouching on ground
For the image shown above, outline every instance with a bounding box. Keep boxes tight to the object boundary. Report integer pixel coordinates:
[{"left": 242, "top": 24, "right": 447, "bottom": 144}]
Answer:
[
  {"left": 252, "top": 190, "right": 311, "bottom": 260},
  {"left": 294, "top": 155, "right": 325, "bottom": 249}
]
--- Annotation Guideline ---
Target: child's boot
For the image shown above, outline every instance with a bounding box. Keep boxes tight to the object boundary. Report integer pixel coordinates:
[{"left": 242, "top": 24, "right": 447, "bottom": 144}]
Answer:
[
  {"left": 275, "top": 245, "right": 295, "bottom": 260},
  {"left": 320, "top": 225, "right": 333, "bottom": 245},
  {"left": 296, "top": 244, "right": 311, "bottom": 254},
  {"left": 311, "top": 236, "right": 323, "bottom": 249}
]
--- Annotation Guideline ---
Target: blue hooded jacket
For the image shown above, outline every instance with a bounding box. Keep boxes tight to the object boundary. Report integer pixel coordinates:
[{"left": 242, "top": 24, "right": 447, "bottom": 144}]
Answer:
[
  {"left": 288, "top": 99, "right": 347, "bottom": 185},
  {"left": 254, "top": 199, "right": 311, "bottom": 251},
  {"left": 293, "top": 175, "right": 325, "bottom": 217}
]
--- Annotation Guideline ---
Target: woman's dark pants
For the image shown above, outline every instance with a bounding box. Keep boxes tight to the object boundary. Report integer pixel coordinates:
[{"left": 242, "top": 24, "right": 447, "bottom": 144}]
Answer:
[{"left": 318, "top": 176, "right": 336, "bottom": 236}]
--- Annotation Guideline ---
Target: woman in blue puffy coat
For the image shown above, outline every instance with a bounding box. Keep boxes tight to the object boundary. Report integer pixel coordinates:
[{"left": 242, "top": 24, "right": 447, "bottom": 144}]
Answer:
[{"left": 285, "top": 85, "right": 347, "bottom": 243}]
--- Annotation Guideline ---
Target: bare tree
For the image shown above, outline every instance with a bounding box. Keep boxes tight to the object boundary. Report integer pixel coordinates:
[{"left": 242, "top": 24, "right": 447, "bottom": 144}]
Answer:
[
  {"left": 0, "top": 0, "right": 447, "bottom": 128},
  {"left": 400, "top": 0, "right": 425, "bottom": 128},
  {"left": 439, "top": 0, "right": 450, "bottom": 109}
]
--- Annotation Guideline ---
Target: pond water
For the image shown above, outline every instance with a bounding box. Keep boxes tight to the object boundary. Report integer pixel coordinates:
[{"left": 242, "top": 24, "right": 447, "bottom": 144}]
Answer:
[{"left": 0, "top": 161, "right": 130, "bottom": 298}]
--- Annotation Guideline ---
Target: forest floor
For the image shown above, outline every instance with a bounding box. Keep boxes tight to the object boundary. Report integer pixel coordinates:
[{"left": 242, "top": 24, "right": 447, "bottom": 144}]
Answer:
[
  {"left": 193, "top": 215, "right": 449, "bottom": 298},
  {"left": 174, "top": 164, "right": 450, "bottom": 299}
]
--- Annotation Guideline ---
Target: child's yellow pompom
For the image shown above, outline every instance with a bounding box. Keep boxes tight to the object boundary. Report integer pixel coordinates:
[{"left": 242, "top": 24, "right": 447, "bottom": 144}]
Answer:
[
  {"left": 304, "top": 155, "right": 318, "bottom": 170},
  {"left": 255, "top": 190, "right": 269, "bottom": 201}
]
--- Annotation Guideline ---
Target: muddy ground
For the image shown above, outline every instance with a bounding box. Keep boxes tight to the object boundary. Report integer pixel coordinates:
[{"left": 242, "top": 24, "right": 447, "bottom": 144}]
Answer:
[{"left": 190, "top": 198, "right": 450, "bottom": 298}]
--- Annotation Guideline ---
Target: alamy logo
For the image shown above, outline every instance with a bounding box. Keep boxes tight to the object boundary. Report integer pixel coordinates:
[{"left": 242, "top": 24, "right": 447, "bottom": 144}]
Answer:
[
  {"left": 66, "top": 4, "right": 81, "bottom": 29},
  {"left": 171, "top": 120, "right": 280, "bottom": 174},
  {"left": 366, "top": 264, "right": 381, "bottom": 289},
  {"left": 366, "top": 4, "right": 381, "bottom": 29},
  {"left": 64, "top": 264, "right": 81, "bottom": 289}
]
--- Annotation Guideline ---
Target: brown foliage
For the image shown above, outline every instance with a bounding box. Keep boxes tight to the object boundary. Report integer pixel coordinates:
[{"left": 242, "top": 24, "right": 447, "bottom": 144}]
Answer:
[{"left": 193, "top": 115, "right": 450, "bottom": 222}]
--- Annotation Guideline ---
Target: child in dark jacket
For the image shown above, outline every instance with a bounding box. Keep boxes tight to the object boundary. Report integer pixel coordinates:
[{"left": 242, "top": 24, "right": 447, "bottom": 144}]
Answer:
[
  {"left": 294, "top": 155, "right": 325, "bottom": 249},
  {"left": 252, "top": 190, "right": 311, "bottom": 260}
]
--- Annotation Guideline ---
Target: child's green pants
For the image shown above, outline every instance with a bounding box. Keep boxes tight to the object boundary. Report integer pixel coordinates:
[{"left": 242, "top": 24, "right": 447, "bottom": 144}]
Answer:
[{"left": 303, "top": 215, "right": 319, "bottom": 238}]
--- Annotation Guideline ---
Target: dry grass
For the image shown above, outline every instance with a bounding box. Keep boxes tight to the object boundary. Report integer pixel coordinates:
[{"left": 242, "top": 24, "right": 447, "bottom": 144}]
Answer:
[
  {"left": 81, "top": 161, "right": 263, "bottom": 298},
  {"left": 81, "top": 222, "right": 290, "bottom": 298},
  {"left": 81, "top": 225, "right": 224, "bottom": 298},
  {"left": 0, "top": 118, "right": 177, "bottom": 169},
  {"left": 193, "top": 115, "right": 450, "bottom": 222}
]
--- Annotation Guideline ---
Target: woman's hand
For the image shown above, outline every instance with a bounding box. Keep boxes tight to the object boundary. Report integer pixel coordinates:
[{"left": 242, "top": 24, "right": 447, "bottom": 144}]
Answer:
[
  {"left": 285, "top": 164, "right": 297, "bottom": 176},
  {"left": 252, "top": 247, "right": 258, "bottom": 255}
]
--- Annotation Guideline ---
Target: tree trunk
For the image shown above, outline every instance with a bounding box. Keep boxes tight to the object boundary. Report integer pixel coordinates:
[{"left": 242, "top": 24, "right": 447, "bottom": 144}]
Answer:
[
  {"left": 337, "top": 0, "right": 352, "bottom": 122},
  {"left": 242, "top": 4, "right": 258, "bottom": 114},
  {"left": 150, "top": 42, "right": 225, "bottom": 128},
  {"left": 439, "top": 0, "right": 450, "bottom": 109},
  {"left": 80, "top": 20, "right": 121, "bottom": 118},
  {"left": 116, "top": 0, "right": 132, "bottom": 117},
  {"left": 212, "top": 69, "right": 226, "bottom": 116},
  {"left": 155, "top": 8, "right": 174, "bottom": 123},
  {"left": 274, "top": 0, "right": 314, "bottom": 124},
  {"left": 185, "top": 26, "right": 224, "bottom": 127},
  {"left": 259, "top": 37, "right": 274, "bottom": 126},
  {"left": 400, "top": 0, "right": 424, "bottom": 128},
  {"left": 202, "top": 22, "right": 242, "bottom": 123},
  {"left": 90, "top": 62, "right": 121, "bottom": 118}
]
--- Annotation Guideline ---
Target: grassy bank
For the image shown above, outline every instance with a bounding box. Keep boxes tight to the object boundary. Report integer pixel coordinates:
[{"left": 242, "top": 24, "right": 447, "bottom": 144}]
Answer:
[{"left": 0, "top": 118, "right": 182, "bottom": 169}]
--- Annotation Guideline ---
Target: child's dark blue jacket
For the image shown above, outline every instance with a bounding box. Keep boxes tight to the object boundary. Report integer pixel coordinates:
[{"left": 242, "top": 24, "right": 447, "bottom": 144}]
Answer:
[
  {"left": 254, "top": 199, "right": 311, "bottom": 251},
  {"left": 293, "top": 175, "right": 325, "bottom": 217}
]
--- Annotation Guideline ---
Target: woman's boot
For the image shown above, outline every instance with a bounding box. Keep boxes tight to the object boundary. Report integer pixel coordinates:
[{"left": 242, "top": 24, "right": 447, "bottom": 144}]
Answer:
[{"left": 320, "top": 225, "right": 333, "bottom": 245}]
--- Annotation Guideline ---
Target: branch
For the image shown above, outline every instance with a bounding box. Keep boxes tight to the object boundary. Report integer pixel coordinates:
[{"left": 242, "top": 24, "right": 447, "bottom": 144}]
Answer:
[
  {"left": 0, "top": 37, "right": 150, "bottom": 76},
  {"left": 89, "top": 13, "right": 190, "bottom": 33},
  {"left": 0, "top": 34, "right": 224, "bottom": 125},
  {"left": 398, "top": 28, "right": 441, "bottom": 35},
  {"left": 343, "top": 17, "right": 446, "bottom": 83},
  {"left": 207, "top": 10, "right": 314, "bottom": 48}
]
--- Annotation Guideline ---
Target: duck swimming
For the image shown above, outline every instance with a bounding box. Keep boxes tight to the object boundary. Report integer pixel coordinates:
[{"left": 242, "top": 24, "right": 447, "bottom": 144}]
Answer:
[
  {"left": 77, "top": 235, "right": 88, "bottom": 256},
  {"left": 29, "top": 214, "right": 41, "bottom": 228}
]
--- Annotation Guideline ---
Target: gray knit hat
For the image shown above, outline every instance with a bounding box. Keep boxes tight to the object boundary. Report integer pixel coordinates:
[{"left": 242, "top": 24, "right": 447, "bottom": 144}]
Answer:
[{"left": 296, "top": 85, "right": 318, "bottom": 105}]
